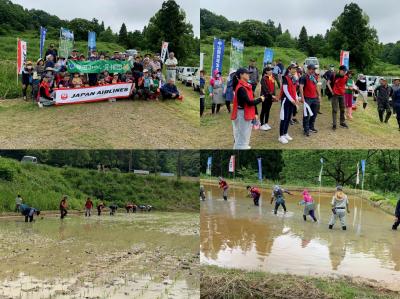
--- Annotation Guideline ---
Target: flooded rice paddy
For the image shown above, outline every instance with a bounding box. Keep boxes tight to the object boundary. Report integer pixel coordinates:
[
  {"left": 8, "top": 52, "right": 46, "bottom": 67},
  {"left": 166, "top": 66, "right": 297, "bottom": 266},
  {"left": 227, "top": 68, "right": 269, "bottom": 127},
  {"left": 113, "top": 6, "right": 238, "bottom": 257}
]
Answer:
[
  {"left": 201, "top": 184, "right": 400, "bottom": 292},
  {"left": 0, "top": 212, "right": 199, "bottom": 299}
]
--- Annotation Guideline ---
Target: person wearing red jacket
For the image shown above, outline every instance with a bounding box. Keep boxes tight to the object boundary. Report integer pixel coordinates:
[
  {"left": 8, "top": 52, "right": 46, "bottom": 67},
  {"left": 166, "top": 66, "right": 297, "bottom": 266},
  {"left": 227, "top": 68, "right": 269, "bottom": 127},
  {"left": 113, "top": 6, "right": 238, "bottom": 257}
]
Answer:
[
  {"left": 84, "top": 197, "right": 93, "bottom": 217},
  {"left": 218, "top": 177, "right": 229, "bottom": 201},
  {"left": 231, "top": 68, "right": 264, "bottom": 150},
  {"left": 327, "top": 65, "right": 349, "bottom": 130},
  {"left": 247, "top": 185, "right": 261, "bottom": 206}
]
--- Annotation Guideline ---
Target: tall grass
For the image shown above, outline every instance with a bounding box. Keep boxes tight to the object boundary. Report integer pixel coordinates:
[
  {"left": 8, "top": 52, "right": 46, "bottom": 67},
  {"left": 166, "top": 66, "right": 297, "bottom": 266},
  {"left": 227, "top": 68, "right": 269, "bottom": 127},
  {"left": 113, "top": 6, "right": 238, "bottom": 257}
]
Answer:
[{"left": 0, "top": 157, "right": 199, "bottom": 212}]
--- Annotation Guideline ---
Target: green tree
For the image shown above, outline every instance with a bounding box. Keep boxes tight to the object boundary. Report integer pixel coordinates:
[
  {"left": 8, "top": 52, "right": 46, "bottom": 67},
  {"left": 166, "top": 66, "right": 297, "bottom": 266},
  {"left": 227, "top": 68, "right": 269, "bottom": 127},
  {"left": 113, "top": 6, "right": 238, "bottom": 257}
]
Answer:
[
  {"left": 118, "top": 23, "right": 128, "bottom": 47},
  {"left": 276, "top": 30, "right": 296, "bottom": 48},
  {"left": 298, "top": 26, "right": 309, "bottom": 53},
  {"left": 98, "top": 26, "right": 117, "bottom": 43},
  {"left": 237, "top": 20, "right": 273, "bottom": 47}
]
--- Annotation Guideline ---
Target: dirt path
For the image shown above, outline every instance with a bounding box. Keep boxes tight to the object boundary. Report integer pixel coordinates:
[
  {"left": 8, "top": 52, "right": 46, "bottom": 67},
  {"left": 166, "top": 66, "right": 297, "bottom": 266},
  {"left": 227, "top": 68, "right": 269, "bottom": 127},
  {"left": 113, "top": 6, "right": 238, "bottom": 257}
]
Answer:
[
  {"left": 0, "top": 83, "right": 201, "bottom": 149},
  {"left": 200, "top": 96, "right": 400, "bottom": 149}
]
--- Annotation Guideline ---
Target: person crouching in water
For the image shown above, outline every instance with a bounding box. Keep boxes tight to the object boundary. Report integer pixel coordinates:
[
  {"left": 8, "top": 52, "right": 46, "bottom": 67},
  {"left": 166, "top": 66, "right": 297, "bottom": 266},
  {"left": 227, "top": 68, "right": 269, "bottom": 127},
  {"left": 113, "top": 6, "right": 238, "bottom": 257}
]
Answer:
[
  {"left": 329, "top": 186, "right": 350, "bottom": 230},
  {"left": 97, "top": 201, "right": 105, "bottom": 216},
  {"left": 271, "top": 185, "right": 292, "bottom": 214},
  {"left": 392, "top": 198, "right": 400, "bottom": 230},
  {"left": 231, "top": 68, "right": 265, "bottom": 149},
  {"left": 60, "top": 196, "right": 68, "bottom": 219},
  {"left": 84, "top": 197, "right": 93, "bottom": 217},
  {"left": 247, "top": 185, "right": 261, "bottom": 206},
  {"left": 218, "top": 177, "right": 229, "bottom": 201},
  {"left": 299, "top": 189, "right": 317, "bottom": 222},
  {"left": 200, "top": 185, "right": 206, "bottom": 201},
  {"left": 109, "top": 204, "right": 118, "bottom": 215},
  {"left": 279, "top": 64, "right": 299, "bottom": 144},
  {"left": 19, "top": 204, "right": 40, "bottom": 222}
]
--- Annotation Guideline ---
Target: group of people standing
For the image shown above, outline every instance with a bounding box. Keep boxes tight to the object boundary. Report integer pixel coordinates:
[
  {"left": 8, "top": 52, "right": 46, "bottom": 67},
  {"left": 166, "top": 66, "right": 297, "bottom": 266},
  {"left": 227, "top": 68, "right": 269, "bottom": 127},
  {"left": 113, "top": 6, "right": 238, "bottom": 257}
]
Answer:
[
  {"left": 21, "top": 44, "right": 183, "bottom": 107},
  {"left": 209, "top": 178, "right": 400, "bottom": 231}
]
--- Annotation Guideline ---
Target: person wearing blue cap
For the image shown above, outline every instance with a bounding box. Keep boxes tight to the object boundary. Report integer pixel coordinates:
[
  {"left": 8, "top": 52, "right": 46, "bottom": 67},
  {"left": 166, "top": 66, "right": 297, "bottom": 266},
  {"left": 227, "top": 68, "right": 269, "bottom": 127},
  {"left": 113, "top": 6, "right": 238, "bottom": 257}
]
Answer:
[{"left": 231, "top": 68, "right": 265, "bottom": 149}]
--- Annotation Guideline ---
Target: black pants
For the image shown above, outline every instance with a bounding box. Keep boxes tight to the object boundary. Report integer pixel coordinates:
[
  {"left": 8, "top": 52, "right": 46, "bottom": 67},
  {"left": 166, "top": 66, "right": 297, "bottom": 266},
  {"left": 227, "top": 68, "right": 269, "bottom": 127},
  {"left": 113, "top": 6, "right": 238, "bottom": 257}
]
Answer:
[
  {"left": 395, "top": 105, "right": 400, "bottom": 128},
  {"left": 279, "top": 99, "right": 294, "bottom": 136},
  {"left": 393, "top": 219, "right": 400, "bottom": 230},
  {"left": 110, "top": 208, "right": 117, "bottom": 215},
  {"left": 60, "top": 208, "right": 67, "bottom": 219},
  {"left": 25, "top": 215, "right": 33, "bottom": 222},
  {"left": 304, "top": 210, "right": 317, "bottom": 222},
  {"left": 22, "top": 83, "right": 32, "bottom": 98},
  {"left": 225, "top": 101, "right": 231, "bottom": 113},
  {"left": 212, "top": 104, "right": 221, "bottom": 114},
  {"left": 303, "top": 98, "right": 318, "bottom": 133},
  {"left": 253, "top": 195, "right": 260, "bottom": 206},
  {"left": 260, "top": 96, "right": 273, "bottom": 125},
  {"left": 274, "top": 202, "right": 287, "bottom": 214},
  {"left": 97, "top": 208, "right": 102, "bottom": 216},
  {"left": 200, "top": 97, "right": 205, "bottom": 116},
  {"left": 331, "top": 95, "right": 346, "bottom": 126},
  {"left": 161, "top": 91, "right": 178, "bottom": 100}
]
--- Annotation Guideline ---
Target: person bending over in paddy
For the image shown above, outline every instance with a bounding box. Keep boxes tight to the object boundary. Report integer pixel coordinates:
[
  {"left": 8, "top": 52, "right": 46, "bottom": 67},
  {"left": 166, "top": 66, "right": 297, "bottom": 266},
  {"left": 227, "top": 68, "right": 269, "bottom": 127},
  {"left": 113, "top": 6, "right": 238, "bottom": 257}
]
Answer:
[
  {"left": 392, "top": 198, "right": 400, "bottom": 230},
  {"left": 59, "top": 196, "right": 68, "bottom": 219},
  {"left": 97, "top": 201, "right": 105, "bottom": 216},
  {"left": 271, "top": 185, "right": 292, "bottom": 215},
  {"left": 200, "top": 185, "right": 206, "bottom": 201},
  {"left": 247, "top": 185, "right": 261, "bottom": 206},
  {"left": 19, "top": 204, "right": 40, "bottom": 222},
  {"left": 218, "top": 177, "right": 229, "bottom": 201},
  {"left": 84, "top": 197, "right": 93, "bottom": 217},
  {"left": 299, "top": 189, "right": 317, "bottom": 222},
  {"left": 126, "top": 203, "right": 137, "bottom": 213},
  {"left": 329, "top": 186, "right": 350, "bottom": 230},
  {"left": 109, "top": 204, "right": 118, "bottom": 216}
]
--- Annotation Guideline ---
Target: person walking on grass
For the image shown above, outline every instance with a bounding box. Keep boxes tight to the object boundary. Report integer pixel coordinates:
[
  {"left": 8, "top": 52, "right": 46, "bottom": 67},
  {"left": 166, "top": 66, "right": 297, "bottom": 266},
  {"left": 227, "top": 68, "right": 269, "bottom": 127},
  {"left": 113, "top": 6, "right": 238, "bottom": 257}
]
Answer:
[
  {"left": 344, "top": 71, "right": 356, "bottom": 120},
  {"left": 231, "top": 68, "right": 265, "bottom": 149},
  {"left": 271, "top": 185, "right": 293, "bottom": 215},
  {"left": 299, "top": 189, "right": 317, "bottom": 222},
  {"left": 218, "top": 177, "right": 229, "bottom": 201},
  {"left": 209, "top": 70, "right": 225, "bottom": 114},
  {"left": 59, "top": 196, "right": 68, "bottom": 219},
  {"left": 329, "top": 186, "right": 350, "bottom": 231},
  {"left": 247, "top": 185, "right": 261, "bottom": 206},
  {"left": 392, "top": 78, "right": 400, "bottom": 131},
  {"left": 327, "top": 65, "right": 349, "bottom": 130},
  {"left": 84, "top": 197, "right": 93, "bottom": 217},
  {"left": 299, "top": 64, "right": 320, "bottom": 137},
  {"left": 278, "top": 64, "right": 299, "bottom": 144},
  {"left": 356, "top": 74, "right": 368, "bottom": 109},
  {"left": 392, "top": 198, "right": 400, "bottom": 230},
  {"left": 374, "top": 78, "right": 393, "bottom": 124},
  {"left": 259, "top": 66, "right": 276, "bottom": 132}
]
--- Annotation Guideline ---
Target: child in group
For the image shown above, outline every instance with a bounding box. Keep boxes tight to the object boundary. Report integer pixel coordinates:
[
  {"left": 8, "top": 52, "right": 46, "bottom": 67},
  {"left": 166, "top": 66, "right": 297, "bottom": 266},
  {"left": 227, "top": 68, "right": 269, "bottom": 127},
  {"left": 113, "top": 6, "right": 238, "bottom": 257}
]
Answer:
[
  {"left": 247, "top": 185, "right": 261, "bottom": 206},
  {"left": 103, "top": 71, "right": 112, "bottom": 84},
  {"left": 149, "top": 72, "right": 161, "bottom": 100},
  {"left": 329, "top": 186, "right": 350, "bottom": 230},
  {"left": 143, "top": 69, "right": 153, "bottom": 100},
  {"left": 85, "top": 197, "right": 93, "bottom": 217},
  {"left": 218, "top": 177, "right": 229, "bottom": 201},
  {"left": 111, "top": 73, "right": 120, "bottom": 84},
  {"left": 299, "top": 189, "right": 317, "bottom": 222},
  {"left": 21, "top": 61, "right": 34, "bottom": 100},
  {"left": 124, "top": 71, "right": 134, "bottom": 83},
  {"left": 58, "top": 73, "right": 72, "bottom": 88},
  {"left": 97, "top": 75, "right": 106, "bottom": 86},
  {"left": 271, "top": 185, "right": 293, "bottom": 214},
  {"left": 345, "top": 71, "right": 355, "bottom": 120},
  {"left": 72, "top": 73, "right": 83, "bottom": 88}
]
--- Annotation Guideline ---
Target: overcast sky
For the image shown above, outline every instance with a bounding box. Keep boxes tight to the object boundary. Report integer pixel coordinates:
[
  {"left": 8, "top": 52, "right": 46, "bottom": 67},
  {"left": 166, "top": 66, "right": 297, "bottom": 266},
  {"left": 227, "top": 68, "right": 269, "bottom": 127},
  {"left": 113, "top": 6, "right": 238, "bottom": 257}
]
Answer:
[
  {"left": 201, "top": 0, "right": 399, "bottom": 43},
  {"left": 12, "top": 0, "right": 199, "bottom": 37}
]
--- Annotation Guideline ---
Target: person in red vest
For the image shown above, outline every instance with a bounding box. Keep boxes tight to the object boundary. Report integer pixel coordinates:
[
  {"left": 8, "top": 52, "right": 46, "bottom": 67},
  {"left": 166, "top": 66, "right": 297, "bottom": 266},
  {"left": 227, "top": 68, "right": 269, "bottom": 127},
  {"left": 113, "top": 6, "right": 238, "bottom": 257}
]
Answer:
[
  {"left": 260, "top": 66, "right": 276, "bottom": 131},
  {"left": 231, "top": 68, "right": 265, "bottom": 149},
  {"left": 299, "top": 64, "right": 321, "bottom": 137},
  {"left": 327, "top": 65, "right": 349, "bottom": 130},
  {"left": 218, "top": 177, "right": 229, "bottom": 201},
  {"left": 84, "top": 197, "right": 93, "bottom": 217},
  {"left": 37, "top": 74, "right": 55, "bottom": 107},
  {"left": 279, "top": 63, "right": 299, "bottom": 144},
  {"left": 247, "top": 185, "right": 261, "bottom": 206}
]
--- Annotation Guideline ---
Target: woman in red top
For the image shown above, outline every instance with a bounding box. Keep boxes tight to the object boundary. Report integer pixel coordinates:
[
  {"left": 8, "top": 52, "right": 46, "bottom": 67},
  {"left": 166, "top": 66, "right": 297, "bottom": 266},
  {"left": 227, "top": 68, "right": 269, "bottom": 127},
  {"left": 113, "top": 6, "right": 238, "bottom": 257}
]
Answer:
[
  {"left": 218, "top": 177, "right": 229, "bottom": 201},
  {"left": 260, "top": 66, "right": 276, "bottom": 131},
  {"left": 85, "top": 197, "right": 93, "bottom": 217},
  {"left": 231, "top": 68, "right": 265, "bottom": 150}
]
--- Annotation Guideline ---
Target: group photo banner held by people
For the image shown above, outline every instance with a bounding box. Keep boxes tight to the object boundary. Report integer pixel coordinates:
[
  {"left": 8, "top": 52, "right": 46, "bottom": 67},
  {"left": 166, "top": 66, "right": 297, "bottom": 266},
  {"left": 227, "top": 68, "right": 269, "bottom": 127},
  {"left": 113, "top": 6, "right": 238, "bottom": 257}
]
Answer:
[
  {"left": 66, "top": 60, "right": 132, "bottom": 74},
  {"left": 53, "top": 83, "right": 134, "bottom": 105}
]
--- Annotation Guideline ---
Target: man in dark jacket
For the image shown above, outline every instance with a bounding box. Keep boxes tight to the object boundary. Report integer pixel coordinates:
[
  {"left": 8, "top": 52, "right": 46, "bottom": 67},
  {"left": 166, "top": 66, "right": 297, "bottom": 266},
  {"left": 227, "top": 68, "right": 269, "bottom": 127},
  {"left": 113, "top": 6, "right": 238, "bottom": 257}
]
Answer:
[
  {"left": 161, "top": 79, "right": 183, "bottom": 100},
  {"left": 20, "top": 204, "right": 40, "bottom": 222},
  {"left": 392, "top": 198, "right": 400, "bottom": 230},
  {"left": 374, "top": 78, "right": 393, "bottom": 123}
]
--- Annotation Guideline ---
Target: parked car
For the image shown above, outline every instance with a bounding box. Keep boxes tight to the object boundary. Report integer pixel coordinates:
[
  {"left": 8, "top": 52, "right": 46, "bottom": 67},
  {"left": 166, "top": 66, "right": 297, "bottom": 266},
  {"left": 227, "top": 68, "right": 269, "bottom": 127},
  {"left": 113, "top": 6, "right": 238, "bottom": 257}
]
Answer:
[
  {"left": 192, "top": 69, "right": 200, "bottom": 91},
  {"left": 303, "top": 57, "right": 320, "bottom": 72},
  {"left": 21, "top": 156, "right": 38, "bottom": 164},
  {"left": 176, "top": 67, "right": 185, "bottom": 81},
  {"left": 126, "top": 49, "right": 138, "bottom": 57},
  {"left": 184, "top": 68, "right": 198, "bottom": 87},
  {"left": 181, "top": 67, "right": 197, "bottom": 85}
]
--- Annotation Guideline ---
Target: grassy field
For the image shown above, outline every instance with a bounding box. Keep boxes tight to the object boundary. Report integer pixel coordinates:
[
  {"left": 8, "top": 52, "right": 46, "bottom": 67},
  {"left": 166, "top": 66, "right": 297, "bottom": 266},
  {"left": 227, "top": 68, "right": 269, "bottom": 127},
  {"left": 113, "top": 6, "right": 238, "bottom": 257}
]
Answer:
[
  {"left": 201, "top": 265, "right": 400, "bottom": 299},
  {"left": 0, "top": 157, "right": 199, "bottom": 212}
]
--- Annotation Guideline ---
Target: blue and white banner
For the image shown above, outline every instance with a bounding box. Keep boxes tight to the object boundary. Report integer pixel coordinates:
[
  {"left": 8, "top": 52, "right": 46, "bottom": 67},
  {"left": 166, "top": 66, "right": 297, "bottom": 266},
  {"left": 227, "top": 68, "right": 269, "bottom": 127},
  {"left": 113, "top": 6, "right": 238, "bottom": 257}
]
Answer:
[
  {"left": 211, "top": 38, "right": 225, "bottom": 75},
  {"left": 88, "top": 31, "right": 96, "bottom": 53},
  {"left": 263, "top": 48, "right": 274, "bottom": 67},
  {"left": 206, "top": 157, "right": 212, "bottom": 175},
  {"left": 40, "top": 26, "right": 47, "bottom": 59},
  {"left": 318, "top": 158, "right": 324, "bottom": 183},
  {"left": 230, "top": 38, "right": 244, "bottom": 73},
  {"left": 361, "top": 160, "right": 366, "bottom": 176},
  {"left": 340, "top": 50, "right": 350, "bottom": 69},
  {"left": 257, "top": 158, "right": 262, "bottom": 181}
]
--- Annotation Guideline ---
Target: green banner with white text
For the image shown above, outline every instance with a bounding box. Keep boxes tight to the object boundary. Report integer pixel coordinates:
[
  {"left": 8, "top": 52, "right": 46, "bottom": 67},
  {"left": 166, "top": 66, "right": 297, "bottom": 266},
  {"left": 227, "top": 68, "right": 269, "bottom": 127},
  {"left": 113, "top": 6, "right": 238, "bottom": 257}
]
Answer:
[{"left": 66, "top": 60, "right": 132, "bottom": 74}]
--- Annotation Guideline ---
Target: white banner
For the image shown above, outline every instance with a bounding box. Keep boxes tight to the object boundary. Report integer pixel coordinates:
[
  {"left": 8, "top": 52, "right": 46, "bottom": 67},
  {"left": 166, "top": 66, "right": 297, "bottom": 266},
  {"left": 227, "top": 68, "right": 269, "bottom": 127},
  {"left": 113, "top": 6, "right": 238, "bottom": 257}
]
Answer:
[
  {"left": 161, "top": 41, "right": 169, "bottom": 62},
  {"left": 17, "top": 39, "right": 27, "bottom": 75},
  {"left": 229, "top": 155, "right": 235, "bottom": 173},
  {"left": 53, "top": 83, "right": 134, "bottom": 105}
]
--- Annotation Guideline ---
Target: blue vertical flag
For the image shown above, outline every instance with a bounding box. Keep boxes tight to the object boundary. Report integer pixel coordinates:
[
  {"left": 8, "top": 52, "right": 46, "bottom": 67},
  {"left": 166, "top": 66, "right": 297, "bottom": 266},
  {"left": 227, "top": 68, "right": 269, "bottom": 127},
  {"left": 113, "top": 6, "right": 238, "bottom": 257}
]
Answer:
[
  {"left": 257, "top": 158, "right": 262, "bottom": 181},
  {"left": 361, "top": 160, "right": 366, "bottom": 176},
  {"left": 206, "top": 157, "right": 212, "bottom": 175},
  {"left": 211, "top": 38, "right": 225, "bottom": 75},
  {"left": 263, "top": 48, "right": 274, "bottom": 67},
  {"left": 39, "top": 26, "right": 47, "bottom": 59},
  {"left": 88, "top": 31, "right": 96, "bottom": 54}
]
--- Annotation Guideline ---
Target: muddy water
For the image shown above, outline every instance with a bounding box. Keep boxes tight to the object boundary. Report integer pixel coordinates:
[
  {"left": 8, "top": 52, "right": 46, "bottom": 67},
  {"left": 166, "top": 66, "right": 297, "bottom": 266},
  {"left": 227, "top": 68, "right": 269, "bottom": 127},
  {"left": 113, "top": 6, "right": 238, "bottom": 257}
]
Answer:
[
  {"left": 201, "top": 184, "right": 400, "bottom": 291},
  {"left": 0, "top": 212, "right": 199, "bottom": 299}
]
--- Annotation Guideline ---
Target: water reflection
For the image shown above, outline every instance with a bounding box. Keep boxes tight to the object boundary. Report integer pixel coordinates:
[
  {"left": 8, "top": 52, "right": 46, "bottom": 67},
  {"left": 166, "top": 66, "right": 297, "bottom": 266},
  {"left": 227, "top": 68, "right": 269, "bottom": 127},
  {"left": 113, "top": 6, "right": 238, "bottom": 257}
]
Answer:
[{"left": 201, "top": 184, "right": 400, "bottom": 290}]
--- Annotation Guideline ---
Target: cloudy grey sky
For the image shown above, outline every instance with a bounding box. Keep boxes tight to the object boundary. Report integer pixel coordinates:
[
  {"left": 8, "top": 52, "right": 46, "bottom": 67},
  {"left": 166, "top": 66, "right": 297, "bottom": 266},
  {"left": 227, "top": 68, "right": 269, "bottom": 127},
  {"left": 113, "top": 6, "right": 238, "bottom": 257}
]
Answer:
[
  {"left": 12, "top": 0, "right": 199, "bottom": 37},
  {"left": 201, "top": 0, "right": 399, "bottom": 43}
]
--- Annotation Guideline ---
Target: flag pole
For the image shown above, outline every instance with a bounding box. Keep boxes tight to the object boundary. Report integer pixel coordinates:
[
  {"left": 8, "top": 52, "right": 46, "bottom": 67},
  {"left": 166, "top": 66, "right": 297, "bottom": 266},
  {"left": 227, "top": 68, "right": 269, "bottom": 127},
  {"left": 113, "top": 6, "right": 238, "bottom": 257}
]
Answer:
[{"left": 16, "top": 38, "right": 19, "bottom": 86}]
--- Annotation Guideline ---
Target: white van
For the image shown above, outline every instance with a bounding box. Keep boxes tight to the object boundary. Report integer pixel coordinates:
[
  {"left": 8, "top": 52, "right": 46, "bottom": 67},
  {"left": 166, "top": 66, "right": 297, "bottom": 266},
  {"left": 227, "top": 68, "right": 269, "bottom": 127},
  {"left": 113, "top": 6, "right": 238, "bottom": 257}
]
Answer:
[
  {"left": 21, "top": 156, "right": 38, "bottom": 164},
  {"left": 184, "top": 68, "right": 198, "bottom": 87},
  {"left": 303, "top": 57, "right": 320, "bottom": 72},
  {"left": 192, "top": 69, "right": 200, "bottom": 91},
  {"left": 180, "top": 67, "right": 197, "bottom": 85},
  {"left": 176, "top": 67, "right": 185, "bottom": 81}
]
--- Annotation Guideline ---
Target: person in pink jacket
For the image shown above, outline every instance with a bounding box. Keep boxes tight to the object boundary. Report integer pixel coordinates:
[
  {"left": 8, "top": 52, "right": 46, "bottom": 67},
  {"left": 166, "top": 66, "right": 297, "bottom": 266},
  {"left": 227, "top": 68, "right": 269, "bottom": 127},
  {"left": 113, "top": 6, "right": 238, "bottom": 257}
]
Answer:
[{"left": 299, "top": 189, "right": 317, "bottom": 222}]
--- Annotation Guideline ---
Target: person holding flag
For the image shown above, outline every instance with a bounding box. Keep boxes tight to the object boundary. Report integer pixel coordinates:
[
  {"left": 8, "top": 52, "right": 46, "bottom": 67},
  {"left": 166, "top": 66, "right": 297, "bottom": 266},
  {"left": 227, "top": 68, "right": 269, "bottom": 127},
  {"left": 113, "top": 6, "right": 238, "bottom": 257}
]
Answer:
[
  {"left": 329, "top": 186, "right": 350, "bottom": 231},
  {"left": 247, "top": 185, "right": 261, "bottom": 206},
  {"left": 218, "top": 177, "right": 229, "bottom": 201}
]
